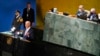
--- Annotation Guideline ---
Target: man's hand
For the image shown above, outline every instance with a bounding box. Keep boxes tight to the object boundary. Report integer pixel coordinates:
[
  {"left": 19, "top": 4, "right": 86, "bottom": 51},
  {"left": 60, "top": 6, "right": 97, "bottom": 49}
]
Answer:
[{"left": 25, "top": 32, "right": 30, "bottom": 37}]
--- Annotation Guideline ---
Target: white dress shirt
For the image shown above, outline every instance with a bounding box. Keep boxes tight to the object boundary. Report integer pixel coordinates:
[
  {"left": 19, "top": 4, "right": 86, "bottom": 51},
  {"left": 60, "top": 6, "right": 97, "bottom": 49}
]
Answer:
[{"left": 24, "top": 27, "right": 30, "bottom": 36}]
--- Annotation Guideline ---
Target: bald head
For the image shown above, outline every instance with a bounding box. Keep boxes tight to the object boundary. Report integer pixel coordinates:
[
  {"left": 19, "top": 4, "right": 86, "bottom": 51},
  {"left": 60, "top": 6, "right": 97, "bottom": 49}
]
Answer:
[
  {"left": 79, "top": 5, "right": 83, "bottom": 9},
  {"left": 90, "top": 8, "right": 96, "bottom": 13},
  {"left": 78, "top": 5, "right": 84, "bottom": 12},
  {"left": 25, "top": 21, "right": 31, "bottom": 28}
]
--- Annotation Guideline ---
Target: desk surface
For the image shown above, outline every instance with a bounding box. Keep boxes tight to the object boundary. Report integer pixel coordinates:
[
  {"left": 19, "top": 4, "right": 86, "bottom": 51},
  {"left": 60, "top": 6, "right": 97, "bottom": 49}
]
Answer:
[{"left": 0, "top": 31, "right": 30, "bottom": 43}]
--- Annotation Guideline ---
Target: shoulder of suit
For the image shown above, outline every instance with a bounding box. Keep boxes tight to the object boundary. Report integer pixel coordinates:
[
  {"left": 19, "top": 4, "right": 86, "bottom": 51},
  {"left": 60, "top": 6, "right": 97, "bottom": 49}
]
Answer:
[
  {"left": 30, "top": 27, "right": 33, "bottom": 29},
  {"left": 30, "top": 8, "right": 34, "bottom": 10}
]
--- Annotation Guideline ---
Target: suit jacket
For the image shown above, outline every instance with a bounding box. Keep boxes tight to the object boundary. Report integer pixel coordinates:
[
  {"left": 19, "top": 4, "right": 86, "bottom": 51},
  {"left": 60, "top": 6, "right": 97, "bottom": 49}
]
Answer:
[
  {"left": 88, "top": 12, "right": 98, "bottom": 21},
  {"left": 22, "top": 8, "right": 34, "bottom": 23},
  {"left": 12, "top": 16, "right": 23, "bottom": 31},
  {"left": 23, "top": 27, "right": 34, "bottom": 41},
  {"left": 76, "top": 10, "right": 87, "bottom": 20}
]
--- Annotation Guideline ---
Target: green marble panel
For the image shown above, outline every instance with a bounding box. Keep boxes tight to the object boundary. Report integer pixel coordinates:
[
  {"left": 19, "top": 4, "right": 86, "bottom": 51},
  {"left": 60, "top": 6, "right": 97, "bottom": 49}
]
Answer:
[{"left": 43, "top": 13, "right": 100, "bottom": 56}]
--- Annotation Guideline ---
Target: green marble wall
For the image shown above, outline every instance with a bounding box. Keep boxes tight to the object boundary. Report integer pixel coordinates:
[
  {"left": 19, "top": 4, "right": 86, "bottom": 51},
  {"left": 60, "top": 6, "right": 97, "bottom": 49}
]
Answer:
[{"left": 43, "top": 13, "right": 100, "bottom": 56}]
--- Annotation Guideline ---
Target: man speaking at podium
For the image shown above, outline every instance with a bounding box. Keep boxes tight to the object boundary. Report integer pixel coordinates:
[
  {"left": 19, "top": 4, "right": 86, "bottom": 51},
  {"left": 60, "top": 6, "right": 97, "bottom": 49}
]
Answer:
[
  {"left": 23, "top": 21, "right": 34, "bottom": 41},
  {"left": 23, "top": 21, "right": 34, "bottom": 56}
]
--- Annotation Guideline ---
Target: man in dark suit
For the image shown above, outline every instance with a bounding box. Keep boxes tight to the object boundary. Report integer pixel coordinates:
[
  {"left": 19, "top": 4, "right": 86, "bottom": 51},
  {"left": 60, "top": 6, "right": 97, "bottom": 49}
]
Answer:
[
  {"left": 23, "top": 21, "right": 34, "bottom": 41},
  {"left": 11, "top": 10, "right": 23, "bottom": 32},
  {"left": 87, "top": 8, "right": 99, "bottom": 23},
  {"left": 23, "top": 21, "right": 34, "bottom": 56},
  {"left": 22, "top": 2, "right": 34, "bottom": 27},
  {"left": 76, "top": 5, "right": 87, "bottom": 20}
]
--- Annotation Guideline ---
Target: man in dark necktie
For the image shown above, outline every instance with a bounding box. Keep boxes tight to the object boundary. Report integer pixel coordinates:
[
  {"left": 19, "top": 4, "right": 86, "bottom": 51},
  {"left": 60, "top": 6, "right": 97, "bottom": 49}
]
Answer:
[
  {"left": 87, "top": 8, "right": 99, "bottom": 23},
  {"left": 22, "top": 2, "right": 34, "bottom": 27},
  {"left": 23, "top": 21, "right": 34, "bottom": 41},
  {"left": 76, "top": 5, "right": 87, "bottom": 20},
  {"left": 22, "top": 21, "right": 34, "bottom": 56}
]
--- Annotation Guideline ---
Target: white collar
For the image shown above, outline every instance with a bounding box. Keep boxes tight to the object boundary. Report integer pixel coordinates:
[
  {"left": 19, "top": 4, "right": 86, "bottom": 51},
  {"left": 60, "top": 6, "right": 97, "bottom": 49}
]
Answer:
[
  {"left": 26, "top": 27, "right": 31, "bottom": 30},
  {"left": 24, "top": 27, "right": 31, "bottom": 36}
]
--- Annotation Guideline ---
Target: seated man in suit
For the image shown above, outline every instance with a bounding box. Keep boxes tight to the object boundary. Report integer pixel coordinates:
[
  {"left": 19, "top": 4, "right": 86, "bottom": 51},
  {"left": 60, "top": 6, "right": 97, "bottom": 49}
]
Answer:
[
  {"left": 76, "top": 5, "right": 87, "bottom": 20},
  {"left": 11, "top": 10, "right": 23, "bottom": 32},
  {"left": 87, "top": 8, "right": 99, "bottom": 23},
  {"left": 23, "top": 21, "right": 34, "bottom": 41}
]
